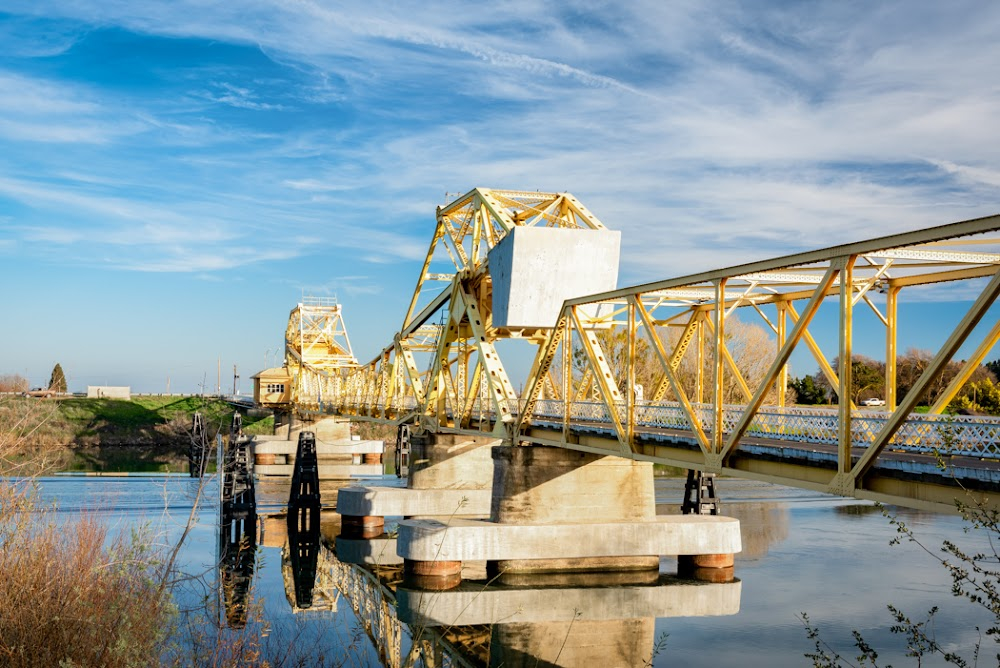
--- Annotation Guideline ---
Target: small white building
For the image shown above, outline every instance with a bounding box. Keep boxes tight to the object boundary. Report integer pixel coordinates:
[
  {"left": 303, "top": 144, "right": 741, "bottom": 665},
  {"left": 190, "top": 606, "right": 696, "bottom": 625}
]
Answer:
[{"left": 87, "top": 386, "right": 131, "bottom": 400}]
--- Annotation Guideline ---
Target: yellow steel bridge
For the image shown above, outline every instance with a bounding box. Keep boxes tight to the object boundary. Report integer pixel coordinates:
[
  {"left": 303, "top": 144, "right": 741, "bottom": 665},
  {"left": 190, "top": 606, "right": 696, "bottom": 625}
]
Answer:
[{"left": 269, "top": 188, "right": 1000, "bottom": 512}]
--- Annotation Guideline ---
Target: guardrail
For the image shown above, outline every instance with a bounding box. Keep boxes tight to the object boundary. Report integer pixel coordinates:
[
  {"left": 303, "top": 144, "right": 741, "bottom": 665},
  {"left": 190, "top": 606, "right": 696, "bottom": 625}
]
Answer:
[
  {"left": 337, "top": 398, "right": 1000, "bottom": 459},
  {"left": 531, "top": 400, "right": 1000, "bottom": 458}
]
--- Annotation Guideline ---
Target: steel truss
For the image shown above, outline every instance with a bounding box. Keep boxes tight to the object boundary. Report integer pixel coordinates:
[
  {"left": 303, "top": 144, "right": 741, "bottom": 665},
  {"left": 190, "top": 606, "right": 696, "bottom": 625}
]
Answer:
[
  {"left": 517, "top": 213, "right": 1000, "bottom": 511},
  {"left": 330, "top": 188, "right": 607, "bottom": 436},
  {"left": 285, "top": 297, "right": 359, "bottom": 408},
  {"left": 283, "top": 188, "right": 1000, "bottom": 511}
]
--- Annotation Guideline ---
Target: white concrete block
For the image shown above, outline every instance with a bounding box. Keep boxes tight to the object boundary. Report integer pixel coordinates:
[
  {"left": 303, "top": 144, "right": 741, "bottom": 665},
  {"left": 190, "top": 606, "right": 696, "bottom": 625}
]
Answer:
[
  {"left": 253, "top": 439, "right": 383, "bottom": 455},
  {"left": 254, "top": 464, "right": 383, "bottom": 478},
  {"left": 488, "top": 227, "right": 620, "bottom": 329},
  {"left": 337, "top": 486, "right": 492, "bottom": 517},
  {"left": 397, "top": 577, "right": 741, "bottom": 626},
  {"left": 397, "top": 516, "right": 742, "bottom": 562}
]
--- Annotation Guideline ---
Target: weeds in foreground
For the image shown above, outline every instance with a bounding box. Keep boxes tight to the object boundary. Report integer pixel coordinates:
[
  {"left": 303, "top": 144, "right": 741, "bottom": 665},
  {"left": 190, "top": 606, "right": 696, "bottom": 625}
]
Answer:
[{"left": 0, "top": 485, "right": 173, "bottom": 667}]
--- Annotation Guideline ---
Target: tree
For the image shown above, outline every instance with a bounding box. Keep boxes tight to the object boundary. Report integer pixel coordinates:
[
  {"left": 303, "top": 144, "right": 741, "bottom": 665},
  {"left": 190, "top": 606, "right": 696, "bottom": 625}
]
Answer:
[
  {"left": 0, "top": 374, "right": 28, "bottom": 393},
  {"left": 47, "top": 363, "right": 67, "bottom": 393},
  {"left": 895, "top": 348, "right": 992, "bottom": 407},
  {"left": 791, "top": 375, "right": 827, "bottom": 405},
  {"left": 949, "top": 377, "right": 1000, "bottom": 415},
  {"left": 813, "top": 355, "right": 885, "bottom": 405}
]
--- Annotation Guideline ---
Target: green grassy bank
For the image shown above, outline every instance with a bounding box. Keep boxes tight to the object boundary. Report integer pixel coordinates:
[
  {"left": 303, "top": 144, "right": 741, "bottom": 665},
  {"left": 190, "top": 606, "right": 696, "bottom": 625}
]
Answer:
[{"left": 15, "top": 395, "right": 273, "bottom": 473}]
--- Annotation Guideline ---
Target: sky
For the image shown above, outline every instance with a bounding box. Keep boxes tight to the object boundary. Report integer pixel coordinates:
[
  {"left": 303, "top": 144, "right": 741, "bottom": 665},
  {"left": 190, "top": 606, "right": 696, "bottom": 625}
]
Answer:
[{"left": 1, "top": 1, "right": 999, "bottom": 393}]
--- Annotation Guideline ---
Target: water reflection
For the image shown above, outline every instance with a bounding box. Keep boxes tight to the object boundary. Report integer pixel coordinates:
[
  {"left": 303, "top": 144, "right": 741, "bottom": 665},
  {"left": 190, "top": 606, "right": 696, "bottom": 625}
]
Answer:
[
  {"left": 218, "top": 500, "right": 257, "bottom": 629},
  {"left": 218, "top": 421, "right": 258, "bottom": 629},
  {"left": 258, "top": 505, "right": 743, "bottom": 667},
  {"left": 656, "top": 478, "right": 792, "bottom": 560},
  {"left": 285, "top": 432, "right": 322, "bottom": 609}
]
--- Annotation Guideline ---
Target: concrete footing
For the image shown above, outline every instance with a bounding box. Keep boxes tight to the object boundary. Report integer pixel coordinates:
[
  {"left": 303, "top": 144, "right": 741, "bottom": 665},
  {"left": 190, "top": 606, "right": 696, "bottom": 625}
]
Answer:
[
  {"left": 397, "top": 515, "right": 741, "bottom": 573},
  {"left": 253, "top": 437, "right": 384, "bottom": 479},
  {"left": 336, "top": 439, "right": 741, "bottom": 591}
]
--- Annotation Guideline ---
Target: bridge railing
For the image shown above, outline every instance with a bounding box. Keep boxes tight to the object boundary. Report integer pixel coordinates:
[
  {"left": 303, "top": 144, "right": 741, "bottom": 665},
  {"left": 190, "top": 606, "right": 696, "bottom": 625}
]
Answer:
[
  {"left": 334, "top": 395, "right": 1000, "bottom": 458},
  {"left": 531, "top": 399, "right": 1000, "bottom": 458}
]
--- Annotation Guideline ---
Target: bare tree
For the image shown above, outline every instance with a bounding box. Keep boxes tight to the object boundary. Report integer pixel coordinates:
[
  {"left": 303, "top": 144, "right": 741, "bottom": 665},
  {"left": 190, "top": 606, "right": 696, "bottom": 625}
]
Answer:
[{"left": 0, "top": 375, "right": 28, "bottom": 394}]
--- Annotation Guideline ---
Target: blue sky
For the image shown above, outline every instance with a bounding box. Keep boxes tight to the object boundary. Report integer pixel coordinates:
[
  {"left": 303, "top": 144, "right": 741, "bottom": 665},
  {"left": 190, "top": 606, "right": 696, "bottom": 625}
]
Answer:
[{"left": 1, "top": 1, "right": 999, "bottom": 393}]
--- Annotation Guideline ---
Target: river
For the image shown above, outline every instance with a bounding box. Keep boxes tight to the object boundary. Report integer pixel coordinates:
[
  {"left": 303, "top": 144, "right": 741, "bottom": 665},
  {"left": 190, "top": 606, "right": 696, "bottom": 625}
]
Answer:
[{"left": 25, "top": 474, "right": 993, "bottom": 666}]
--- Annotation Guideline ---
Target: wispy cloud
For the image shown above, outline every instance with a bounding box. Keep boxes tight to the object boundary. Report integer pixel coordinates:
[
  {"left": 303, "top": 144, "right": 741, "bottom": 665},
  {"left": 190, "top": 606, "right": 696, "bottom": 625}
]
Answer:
[
  {"left": 1, "top": 1, "right": 999, "bottom": 279},
  {"left": 200, "top": 81, "right": 287, "bottom": 111}
]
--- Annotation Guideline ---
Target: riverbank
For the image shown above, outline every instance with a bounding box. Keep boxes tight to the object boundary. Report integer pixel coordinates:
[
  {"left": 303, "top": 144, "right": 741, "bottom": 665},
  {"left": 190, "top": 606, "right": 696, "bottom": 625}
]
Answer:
[{"left": 8, "top": 395, "right": 273, "bottom": 472}]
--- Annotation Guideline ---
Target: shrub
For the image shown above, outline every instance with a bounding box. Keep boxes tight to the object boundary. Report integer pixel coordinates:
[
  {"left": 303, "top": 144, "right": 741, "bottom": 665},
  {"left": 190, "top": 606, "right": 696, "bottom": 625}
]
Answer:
[{"left": 0, "top": 486, "right": 174, "bottom": 667}]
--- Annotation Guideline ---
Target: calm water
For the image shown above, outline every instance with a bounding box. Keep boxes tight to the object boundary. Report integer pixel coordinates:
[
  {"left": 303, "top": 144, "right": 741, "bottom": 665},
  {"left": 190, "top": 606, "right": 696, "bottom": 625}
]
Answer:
[{"left": 23, "top": 474, "right": 993, "bottom": 666}]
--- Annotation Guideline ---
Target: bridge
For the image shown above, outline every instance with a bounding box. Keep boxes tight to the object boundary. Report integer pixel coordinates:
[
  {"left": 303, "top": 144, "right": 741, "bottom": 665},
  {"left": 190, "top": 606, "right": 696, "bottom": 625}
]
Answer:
[{"left": 265, "top": 188, "right": 1000, "bottom": 514}]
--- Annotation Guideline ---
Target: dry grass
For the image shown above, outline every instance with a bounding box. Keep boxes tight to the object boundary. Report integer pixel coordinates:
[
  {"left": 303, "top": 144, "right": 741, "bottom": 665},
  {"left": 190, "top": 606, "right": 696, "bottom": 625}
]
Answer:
[
  {"left": 0, "top": 484, "right": 173, "bottom": 667},
  {"left": 0, "top": 395, "right": 339, "bottom": 667},
  {"left": 0, "top": 395, "right": 62, "bottom": 474},
  {"left": 0, "top": 396, "right": 174, "bottom": 666}
]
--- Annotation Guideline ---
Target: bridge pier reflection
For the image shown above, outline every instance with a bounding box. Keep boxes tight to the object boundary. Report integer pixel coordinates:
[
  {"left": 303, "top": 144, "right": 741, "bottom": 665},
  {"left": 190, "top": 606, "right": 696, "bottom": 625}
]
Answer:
[
  {"left": 218, "top": 415, "right": 258, "bottom": 628},
  {"left": 324, "top": 532, "right": 741, "bottom": 667},
  {"left": 285, "top": 431, "right": 321, "bottom": 609}
]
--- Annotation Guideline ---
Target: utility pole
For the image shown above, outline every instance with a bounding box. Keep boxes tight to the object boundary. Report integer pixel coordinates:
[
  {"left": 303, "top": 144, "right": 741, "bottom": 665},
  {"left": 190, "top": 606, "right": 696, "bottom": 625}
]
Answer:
[
  {"left": 232, "top": 364, "right": 239, "bottom": 395},
  {"left": 217, "top": 357, "right": 221, "bottom": 396}
]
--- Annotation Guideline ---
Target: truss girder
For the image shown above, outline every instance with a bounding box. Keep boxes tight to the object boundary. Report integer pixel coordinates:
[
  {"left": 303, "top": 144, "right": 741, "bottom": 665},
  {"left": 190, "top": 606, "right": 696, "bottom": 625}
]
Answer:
[
  {"left": 280, "top": 190, "right": 1000, "bottom": 511},
  {"left": 512, "top": 210, "right": 1000, "bottom": 510},
  {"left": 283, "top": 299, "right": 360, "bottom": 408}
]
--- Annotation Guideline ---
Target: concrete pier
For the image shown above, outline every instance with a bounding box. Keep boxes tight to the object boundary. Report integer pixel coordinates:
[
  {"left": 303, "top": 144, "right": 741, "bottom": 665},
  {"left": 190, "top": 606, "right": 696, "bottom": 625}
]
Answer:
[
  {"left": 397, "top": 515, "right": 741, "bottom": 570},
  {"left": 397, "top": 444, "right": 741, "bottom": 586},
  {"left": 338, "top": 438, "right": 741, "bottom": 590},
  {"left": 336, "top": 432, "right": 499, "bottom": 531}
]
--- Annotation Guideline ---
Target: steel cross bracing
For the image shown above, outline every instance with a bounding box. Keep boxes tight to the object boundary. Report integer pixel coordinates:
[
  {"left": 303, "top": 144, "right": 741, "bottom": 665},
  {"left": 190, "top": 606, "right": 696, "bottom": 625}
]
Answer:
[
  {"left": 319, "top": 546, "right": 486, "bottom": 667},
  {"left": 328, "top": 188, "right": 608, "bottom": 435},
  {"left": 284, "top": 297, "right": 359, "bottom": 409},
  {"left": 283, "top": 187, "right": 1000, "bottom": 512}
]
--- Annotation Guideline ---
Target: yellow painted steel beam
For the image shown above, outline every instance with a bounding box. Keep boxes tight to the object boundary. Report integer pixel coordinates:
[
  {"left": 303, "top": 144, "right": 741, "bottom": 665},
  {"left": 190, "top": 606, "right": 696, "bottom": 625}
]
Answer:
[
  {"left": 650, "top": 314, "right": 700, "bottom": 402},
  {"left": 460, "top": 285, "right": 520, "bottom": 433},
  {"left": 712, "top": 279, "right": 726, "bottom": 453},
  {"left": 635, "top": 298, "right": 712, "bottom": 454},
  {"left": 885, "top": 286, "right": 899, "bottom": 411},
  {"left": 720, "top": 266, "right": 840, "bottom": 463},
  {"left": 837, "top": 256, "right": 856, "bottom": 476},
  {"left": 929, "top": 317, "right": 1000, "bottom": 414},
  {"left": 777, "top": 303, "right": 787, "bottom": 408},
  {"left": 516, "top": 316, "right": 567, "bottom": 436},
  {"left": 571, "top": 307, "right": 629, "bottom": 453},
  {"left": 563, "top": 213, "right": 1000, "bottom": 304},
  {"left": 887, "top": 265, "right": 1000, "bottom": 288},
  {"left": 626, "top": 300, "right": 637, "bottom": 446}
]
